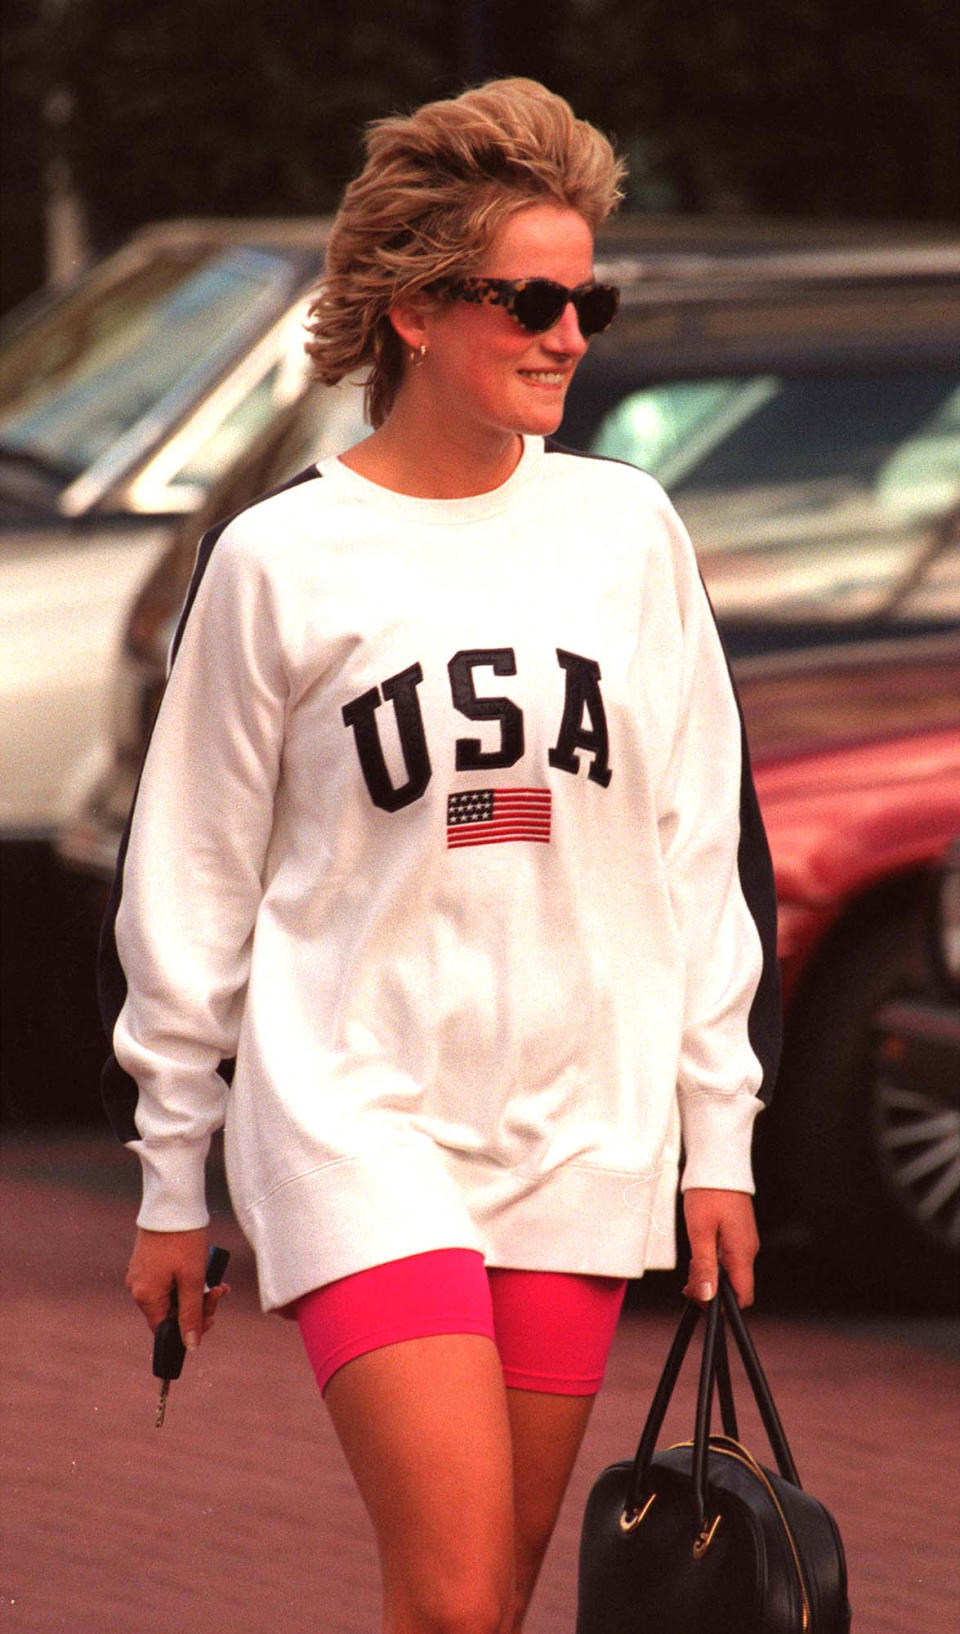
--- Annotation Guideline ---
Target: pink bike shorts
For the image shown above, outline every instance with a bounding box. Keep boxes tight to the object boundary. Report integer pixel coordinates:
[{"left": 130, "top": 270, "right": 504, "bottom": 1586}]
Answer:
[{"left": 294, "top": 1248, "right": 627, "bottom": 1397}]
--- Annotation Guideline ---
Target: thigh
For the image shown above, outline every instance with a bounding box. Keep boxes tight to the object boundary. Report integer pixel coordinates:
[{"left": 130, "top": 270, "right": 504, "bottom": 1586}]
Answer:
[
  {"left": 489, "top": 1269, "right": 627, "bottom": 1617},
  {"left": 324, "top": 1332, "right": 516, "bottom": 1626},
  {"left": 505, "top": 1385, "right": 596, "bottom": 1598}
]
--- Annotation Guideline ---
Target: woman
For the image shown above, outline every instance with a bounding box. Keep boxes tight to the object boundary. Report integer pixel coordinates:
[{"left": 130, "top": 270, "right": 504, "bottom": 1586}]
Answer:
[{"left": 102, "top": 79, "right": 780, "bottom": 1634}]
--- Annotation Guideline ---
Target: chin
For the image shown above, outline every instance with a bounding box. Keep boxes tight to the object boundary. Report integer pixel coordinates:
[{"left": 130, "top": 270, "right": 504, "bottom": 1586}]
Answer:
[
  {"left": 513, "top": 403, "right": 566, "bottom": 437},
  {"left": 531, "top": 412, "right": 566, "bottom": 437}
]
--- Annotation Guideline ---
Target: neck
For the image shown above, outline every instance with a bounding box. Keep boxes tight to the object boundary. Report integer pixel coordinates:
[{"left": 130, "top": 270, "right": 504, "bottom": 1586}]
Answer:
[{"left": 340, "top": 399, "right": 524, "bottom": 499}]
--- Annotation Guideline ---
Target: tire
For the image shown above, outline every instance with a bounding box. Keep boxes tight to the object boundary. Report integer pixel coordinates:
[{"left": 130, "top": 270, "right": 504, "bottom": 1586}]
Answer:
[{"left": 776, "top": 894, "right": 960, "bottom": 1312}]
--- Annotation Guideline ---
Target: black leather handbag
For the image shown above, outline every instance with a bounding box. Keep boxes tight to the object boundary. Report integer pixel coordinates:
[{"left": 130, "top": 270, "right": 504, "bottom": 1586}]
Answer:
[{"left": 577, "top": 1271, "right": 851, "bottom": 1633}]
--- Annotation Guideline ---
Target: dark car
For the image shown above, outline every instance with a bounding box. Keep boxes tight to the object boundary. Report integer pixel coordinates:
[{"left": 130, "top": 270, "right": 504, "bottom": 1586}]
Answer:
[{"left": 58, "top": 220, "right": 960, "bottom": 1304}]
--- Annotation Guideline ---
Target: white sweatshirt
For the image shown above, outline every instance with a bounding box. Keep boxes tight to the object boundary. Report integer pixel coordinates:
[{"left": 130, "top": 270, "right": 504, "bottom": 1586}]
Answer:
[{"left": 100, "top": 436, "right": 781, "bottom": 1311}]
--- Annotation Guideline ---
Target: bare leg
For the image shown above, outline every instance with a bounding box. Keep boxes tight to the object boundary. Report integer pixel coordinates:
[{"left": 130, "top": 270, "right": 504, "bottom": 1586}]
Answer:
[
  {"left": 323, "top": 1332, "right": 516, "bottom": 1634},
  {"left": 505, "top": 1388, "right": 596, "bottom": 1631}
]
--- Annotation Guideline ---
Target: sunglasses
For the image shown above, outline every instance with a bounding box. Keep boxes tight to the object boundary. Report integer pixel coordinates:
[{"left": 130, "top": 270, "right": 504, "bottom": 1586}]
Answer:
[{"left": 430, "top": 275, "right": 620, "bottom": 338}]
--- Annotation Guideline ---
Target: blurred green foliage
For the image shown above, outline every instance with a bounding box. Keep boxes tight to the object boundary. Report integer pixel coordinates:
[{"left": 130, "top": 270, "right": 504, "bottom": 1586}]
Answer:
[
  {"left": 561, "top": 0, "right": 960, "bottom": 216},
  {"left": 3, "top": 0, "right": 958, "bottom": 315},
  {"left": 57, "top": 0, "right": 453, "bottom": 240},
  {"left": 1, "top": 0, "right": 47, "bottom": 315}
]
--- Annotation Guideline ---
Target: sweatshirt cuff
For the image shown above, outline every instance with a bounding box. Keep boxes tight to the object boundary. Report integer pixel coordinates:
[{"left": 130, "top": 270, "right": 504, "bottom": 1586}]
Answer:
[
  {"left": 678, "top": 1091, "right": 760, "bottom": 1195},
  {"left": 135, "top": 1137, "right": 211, "bottom": 1231}
]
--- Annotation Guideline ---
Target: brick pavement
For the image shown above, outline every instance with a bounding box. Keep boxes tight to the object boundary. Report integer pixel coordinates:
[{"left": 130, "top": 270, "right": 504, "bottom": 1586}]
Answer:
[{"left": 2, "top": 1131, "right": 958, "bottom": 1633}]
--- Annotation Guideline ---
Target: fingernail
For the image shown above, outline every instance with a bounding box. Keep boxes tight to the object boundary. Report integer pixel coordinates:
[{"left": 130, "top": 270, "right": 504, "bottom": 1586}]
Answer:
[
  {"left": 698, "top": 1282, "right": 715, "bottom": 1302},
  {"left": 185, "top": 1331, "right": 200, "bottom": 1350}
]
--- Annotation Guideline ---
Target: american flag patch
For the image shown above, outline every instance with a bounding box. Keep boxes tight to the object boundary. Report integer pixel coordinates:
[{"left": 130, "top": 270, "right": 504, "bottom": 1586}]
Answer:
[{"left": 447, "top": 787, "right": 552, "bottom": 848}]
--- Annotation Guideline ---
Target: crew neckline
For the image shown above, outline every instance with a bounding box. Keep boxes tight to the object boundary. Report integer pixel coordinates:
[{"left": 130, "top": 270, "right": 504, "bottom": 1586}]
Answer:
[{"left": 316, "top": 435, "right": 544, "bottom": 523}]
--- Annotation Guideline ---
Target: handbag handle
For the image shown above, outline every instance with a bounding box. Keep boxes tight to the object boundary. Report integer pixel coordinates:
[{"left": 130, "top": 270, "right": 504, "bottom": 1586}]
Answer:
[
  {"left": 625, "top": 1270, "right": 802, "bottom": 1532},
  {"left": 623, "top": 1289, "right": 732, "bottom": 1523},
  {"left": 713, "top": 1307, "right": 738, "bottom": 1442},
  {"left": 717, "top": 1271, "right": 801, "bottom": 1488}
]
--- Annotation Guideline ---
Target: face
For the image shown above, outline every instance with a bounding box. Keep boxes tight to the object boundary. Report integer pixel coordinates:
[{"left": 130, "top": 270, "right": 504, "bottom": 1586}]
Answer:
[{"left": 398, "top": 201, "right": 597, "bottom": 446}]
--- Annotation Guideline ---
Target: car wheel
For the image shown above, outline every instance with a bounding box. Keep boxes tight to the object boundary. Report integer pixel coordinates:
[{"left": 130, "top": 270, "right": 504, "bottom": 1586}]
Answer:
[
  {"left": 872, "top": 1020, "right": 960, "bottom": 1268},
  {"left": 780, "top": 895, "right": 960, "bottom": 1311}
]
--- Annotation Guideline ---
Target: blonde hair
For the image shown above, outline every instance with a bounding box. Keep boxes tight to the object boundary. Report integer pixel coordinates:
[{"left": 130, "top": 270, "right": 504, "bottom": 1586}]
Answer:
[{"left": 304, "top": 78, "right": 626, "bottom": 428}]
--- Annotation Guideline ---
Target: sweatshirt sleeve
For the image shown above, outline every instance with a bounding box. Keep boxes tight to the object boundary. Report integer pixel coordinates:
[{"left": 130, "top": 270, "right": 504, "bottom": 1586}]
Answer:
[
  {"left": 98, "top": 521, "right": 286, "bottom": 1230},
  {"left": 654, "top": 494, "right": 782, "bottom": 1195}
]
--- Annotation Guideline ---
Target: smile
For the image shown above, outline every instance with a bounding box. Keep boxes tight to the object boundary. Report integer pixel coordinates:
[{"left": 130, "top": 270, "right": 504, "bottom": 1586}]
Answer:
[{"left": 518, "top": 371, "right": 566, "bottom": 385}]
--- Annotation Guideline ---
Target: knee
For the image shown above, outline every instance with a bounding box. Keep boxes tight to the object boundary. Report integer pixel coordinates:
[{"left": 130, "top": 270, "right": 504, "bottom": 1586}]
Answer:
[{"left": 389, "top": 1571, "right": 514, "bottom": 1634}]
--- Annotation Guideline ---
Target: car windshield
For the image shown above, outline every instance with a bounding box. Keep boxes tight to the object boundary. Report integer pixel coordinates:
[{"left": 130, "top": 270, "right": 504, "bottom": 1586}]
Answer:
[
  {"left": 186, "top": 361, "right": 960, "bottom": 642},
  {"left": 588, "top": 370, "right": 960, "bottom": 630},
  {"left": 0, "top": 244, "right": 306, "bottom": 491}
]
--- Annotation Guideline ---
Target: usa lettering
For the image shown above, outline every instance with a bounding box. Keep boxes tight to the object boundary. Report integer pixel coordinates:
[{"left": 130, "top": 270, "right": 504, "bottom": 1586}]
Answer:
[{"left": 342, "top": 647, "right": 611, "bottom": 813}]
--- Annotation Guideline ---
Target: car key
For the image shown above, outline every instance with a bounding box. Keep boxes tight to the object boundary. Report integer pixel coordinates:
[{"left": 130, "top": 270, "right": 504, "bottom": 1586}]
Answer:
[{"left": 153, "top": 1245, "right": 230, "bottom": 1427}]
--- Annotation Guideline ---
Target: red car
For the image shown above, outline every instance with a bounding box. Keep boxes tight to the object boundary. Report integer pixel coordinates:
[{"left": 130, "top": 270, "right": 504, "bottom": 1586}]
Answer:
[
  {"left": 741, "top": 661, "right": 960, "bottom": 1306},
  {"left": 58, "top": 223, "right": 960, "bottom": 1304}
]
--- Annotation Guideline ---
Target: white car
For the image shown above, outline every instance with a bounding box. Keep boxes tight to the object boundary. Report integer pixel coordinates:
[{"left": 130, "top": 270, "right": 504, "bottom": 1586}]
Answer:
[{"left": 0, "top": 218, "right": 335, "bottom": 841}]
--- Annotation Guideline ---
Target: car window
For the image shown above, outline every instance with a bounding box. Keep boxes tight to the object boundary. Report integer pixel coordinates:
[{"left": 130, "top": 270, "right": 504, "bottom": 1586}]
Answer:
[
  {"left": 0, "top": 246, "right": 305, "bottom": 484},
  {"left": 120, "top": 307, "right": 372, "bottom": 513},
  {"left": 590, "top": 371, "right": 960, "bottom": 627},
  {"left": 0, "top": 251, "right": 208, "bottom": 410},
  {"left": 171, "top": 362, "right": 289, "bottom": 495}
]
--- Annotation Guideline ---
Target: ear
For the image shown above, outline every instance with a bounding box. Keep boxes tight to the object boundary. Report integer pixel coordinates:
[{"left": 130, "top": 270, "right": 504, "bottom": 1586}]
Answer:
[{"left": 387, "top": 292, "right": 431, "bottom": 356}]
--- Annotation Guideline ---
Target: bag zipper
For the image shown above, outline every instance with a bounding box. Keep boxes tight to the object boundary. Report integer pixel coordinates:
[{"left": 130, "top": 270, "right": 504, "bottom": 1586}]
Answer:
[{"left": 671, "top": 1437, "right": 812, "bottom": 1631}]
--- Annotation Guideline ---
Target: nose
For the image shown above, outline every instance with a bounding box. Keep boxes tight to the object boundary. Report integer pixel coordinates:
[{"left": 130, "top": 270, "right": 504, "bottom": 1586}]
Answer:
[{"left": 543, "top": 299, "right": 589, "bottom": 355}]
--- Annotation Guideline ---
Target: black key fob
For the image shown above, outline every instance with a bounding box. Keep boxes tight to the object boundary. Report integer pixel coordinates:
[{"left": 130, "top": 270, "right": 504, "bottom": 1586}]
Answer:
[
  {"left": 151, "top": 1245, "right": 230, "bottom": 1380},
  {"left": 153, "top": 1301, "right": 186, "bottom": 1381}
]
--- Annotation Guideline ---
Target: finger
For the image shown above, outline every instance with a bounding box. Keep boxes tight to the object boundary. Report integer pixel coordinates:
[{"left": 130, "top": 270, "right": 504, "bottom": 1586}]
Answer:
[
  {"left": 176, "top": 1277, "right": 207, "bottom": 1352},
  {"left": 719, "top": 1247, "right": 755, "bottom": 1309},
  {"left": 131, "top": 1292, "right": 174, "bottom": 1333},
  {"left": 682, "top": 1268, "right": 718, "bottom": 1305},
  {"left": 682, "top": 1243, "right": 719, "bottom": 1306},
  {"left": 717, "top": 1214, "right": 759, "bottom": 1310},
  {"left": 201, "top": 1283, "right": 230, "bottom": 1334},
  {"left": 683, "top": 1215, "right": 720, "bottom": 1305},
  {"left": 125, "top": 1271, "right": 177, "bottom": 1328}
]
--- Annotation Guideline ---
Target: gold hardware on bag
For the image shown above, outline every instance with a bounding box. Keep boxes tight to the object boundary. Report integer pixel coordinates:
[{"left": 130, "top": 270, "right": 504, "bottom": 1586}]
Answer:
[
  {"left": 619, "top": 1493, "right": 656, "bottom": 1533},
  {"left": 693, "top": 1513, "right": 722, "bottom": 1558},
  {"left": 688, "top": 1436, "right": 812, "bottom": 1630}
]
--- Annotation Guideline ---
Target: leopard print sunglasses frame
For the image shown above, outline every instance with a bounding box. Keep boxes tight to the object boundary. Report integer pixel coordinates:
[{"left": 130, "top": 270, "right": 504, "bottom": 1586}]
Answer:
[{"left": 428, "top": 276, "right": 620, "bottom": 338}]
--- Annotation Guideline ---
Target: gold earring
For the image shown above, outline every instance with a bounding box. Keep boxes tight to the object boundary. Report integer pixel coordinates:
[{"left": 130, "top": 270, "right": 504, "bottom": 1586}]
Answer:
[{"left": 411, "top": 342, "right": 427, "bottom": 366}]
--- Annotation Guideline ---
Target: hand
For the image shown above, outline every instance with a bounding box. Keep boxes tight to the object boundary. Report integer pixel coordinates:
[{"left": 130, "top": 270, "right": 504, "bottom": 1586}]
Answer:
[
  {"left": 682, "top": 1188, "right": 759, "bottom": 1309},
  {"left": 125, "top": 1227, "right": 229, "bottom": 1350}
]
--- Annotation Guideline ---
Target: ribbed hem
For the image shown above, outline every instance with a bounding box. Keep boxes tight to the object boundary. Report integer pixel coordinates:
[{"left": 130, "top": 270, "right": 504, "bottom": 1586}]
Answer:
[
  {"left": 438, "top": 1147, "right": 679, "bottom": 1279},
  {"left": 678, "top": 1091, "right": 760, "bottom": 1194},
  {"left": 240, "top": 1141, "right": 485, "bottom": 1311},
  {"left": 135, "top": 1135, "right": 212, "bottom": 1230},
  {"left": 237, "top": 1141, "right": 680, "bottom": 1312}
]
